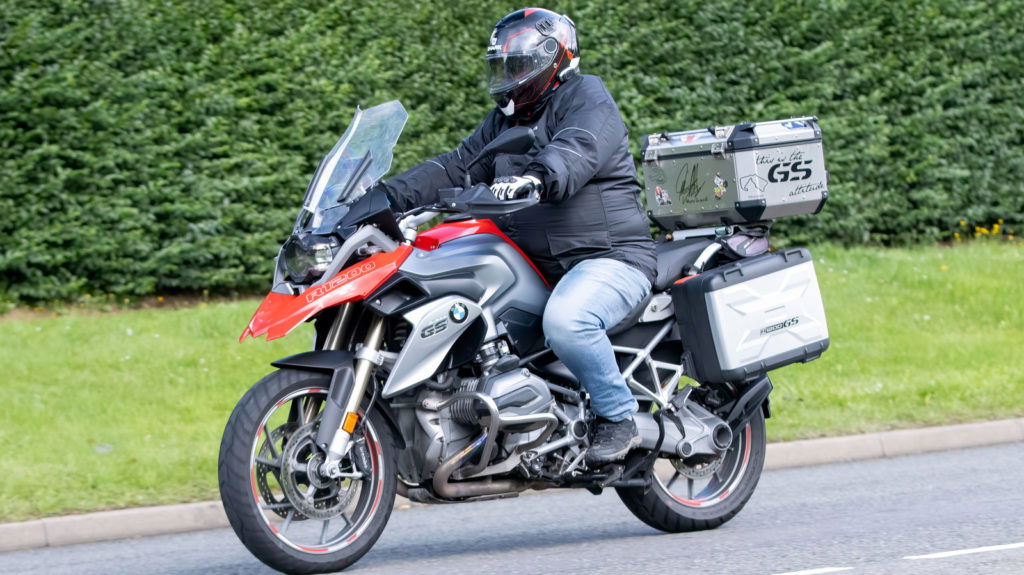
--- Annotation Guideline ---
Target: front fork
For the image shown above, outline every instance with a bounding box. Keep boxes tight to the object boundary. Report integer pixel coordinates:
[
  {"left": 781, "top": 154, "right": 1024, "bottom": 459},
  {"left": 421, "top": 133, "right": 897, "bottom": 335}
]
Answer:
[{"left": 317, "top": 305, "right": 386, "bottom": 478}]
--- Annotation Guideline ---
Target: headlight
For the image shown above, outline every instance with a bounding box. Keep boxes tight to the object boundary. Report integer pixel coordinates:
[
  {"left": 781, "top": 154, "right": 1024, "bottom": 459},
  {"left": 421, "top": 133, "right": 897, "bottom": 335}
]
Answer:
[{"left": 281, "top": 234, "right": 341, "bottom": 283}]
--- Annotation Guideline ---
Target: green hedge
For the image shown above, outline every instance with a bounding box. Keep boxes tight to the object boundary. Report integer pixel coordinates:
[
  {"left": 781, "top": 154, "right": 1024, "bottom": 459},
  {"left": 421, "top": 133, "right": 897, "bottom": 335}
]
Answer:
[{"left": 2, "top": 0, "right": 1021, "bottom": 302}]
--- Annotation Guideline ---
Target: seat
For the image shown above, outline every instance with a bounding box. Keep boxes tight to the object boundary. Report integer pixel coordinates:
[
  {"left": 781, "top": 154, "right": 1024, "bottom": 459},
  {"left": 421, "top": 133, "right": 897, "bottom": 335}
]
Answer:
[
  {"left": 652, "top": 238, "right": 715, "bottom": 291},
  {"left": 603, "top": 238, "right": 714, "bottom": 336}
]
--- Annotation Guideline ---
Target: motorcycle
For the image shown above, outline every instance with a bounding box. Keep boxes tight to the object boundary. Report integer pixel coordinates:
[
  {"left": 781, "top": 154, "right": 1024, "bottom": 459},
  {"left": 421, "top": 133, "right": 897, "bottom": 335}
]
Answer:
[{"left": 219, "top": 100, "right": 827, "bottom": 574}]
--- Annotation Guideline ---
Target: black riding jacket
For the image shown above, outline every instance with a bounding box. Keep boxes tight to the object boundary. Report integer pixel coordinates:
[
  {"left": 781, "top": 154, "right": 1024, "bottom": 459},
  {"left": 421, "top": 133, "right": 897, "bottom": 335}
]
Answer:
[{"left": 379, "top": 74, "right": 657, "bottom": 286}]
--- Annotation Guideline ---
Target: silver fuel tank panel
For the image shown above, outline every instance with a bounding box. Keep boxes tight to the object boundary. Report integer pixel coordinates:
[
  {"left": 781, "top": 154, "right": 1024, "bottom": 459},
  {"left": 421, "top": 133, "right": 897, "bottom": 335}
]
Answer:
[{"left": 381, "top": 233, "right": 551, "bottom": 397}]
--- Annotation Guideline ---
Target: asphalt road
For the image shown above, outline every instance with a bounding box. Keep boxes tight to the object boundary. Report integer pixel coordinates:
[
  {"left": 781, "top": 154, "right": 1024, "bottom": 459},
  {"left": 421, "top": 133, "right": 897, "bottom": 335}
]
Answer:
[{"left": 3, "top": 443, "right": 1022, "bottom": 575}]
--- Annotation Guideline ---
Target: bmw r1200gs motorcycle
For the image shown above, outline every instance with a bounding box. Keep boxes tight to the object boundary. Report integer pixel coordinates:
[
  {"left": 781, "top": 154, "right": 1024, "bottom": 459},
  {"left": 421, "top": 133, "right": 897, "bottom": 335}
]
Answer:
[{"left": 219, "top": 101, "right": 830, "bottom": 574}]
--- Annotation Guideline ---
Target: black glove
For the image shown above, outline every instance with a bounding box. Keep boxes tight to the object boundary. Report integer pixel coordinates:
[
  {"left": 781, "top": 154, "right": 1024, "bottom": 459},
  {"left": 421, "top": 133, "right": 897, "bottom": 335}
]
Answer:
[{"left": 490, "top": 175, "right": 542, "bottom": 201}]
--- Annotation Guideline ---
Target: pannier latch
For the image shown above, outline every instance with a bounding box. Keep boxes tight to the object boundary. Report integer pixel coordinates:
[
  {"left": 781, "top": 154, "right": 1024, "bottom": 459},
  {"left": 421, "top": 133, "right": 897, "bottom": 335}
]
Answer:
[
  {"left": 710, "top": 125, "right": 730, "bottom": 158},
  {"left": 643, "top": 134, "right": 662, "bottom": 163}
]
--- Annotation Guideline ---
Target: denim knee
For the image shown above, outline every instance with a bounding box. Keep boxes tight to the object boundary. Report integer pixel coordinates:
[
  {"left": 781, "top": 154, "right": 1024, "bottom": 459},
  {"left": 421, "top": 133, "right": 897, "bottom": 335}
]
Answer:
[{"left": 543, "top": 300, "right": 598, "bottom": 348}]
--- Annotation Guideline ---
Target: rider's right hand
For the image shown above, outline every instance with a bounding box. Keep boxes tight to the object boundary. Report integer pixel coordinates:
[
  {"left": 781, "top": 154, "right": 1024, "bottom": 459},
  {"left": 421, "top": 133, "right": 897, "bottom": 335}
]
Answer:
[{"left": 490, "top": 175, "right": 542, "bottom": 201}]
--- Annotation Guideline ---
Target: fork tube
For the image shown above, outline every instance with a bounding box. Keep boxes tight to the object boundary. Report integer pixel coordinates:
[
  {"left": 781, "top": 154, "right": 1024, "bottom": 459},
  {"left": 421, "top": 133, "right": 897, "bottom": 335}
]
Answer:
[
  {"left": 323, "top": 303, "right": 354, "bottom": 351},
  {"left": 324, "top": 315, "right": 385, "bottom": 469}
]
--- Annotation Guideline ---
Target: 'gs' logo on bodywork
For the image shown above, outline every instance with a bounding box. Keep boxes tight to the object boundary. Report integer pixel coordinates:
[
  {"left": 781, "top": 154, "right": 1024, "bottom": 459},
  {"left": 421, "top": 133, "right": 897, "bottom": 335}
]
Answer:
[
  {"left": 421, "top": 317, "right": 448, "bottom": 338},
  {"left": 304, "top": 261, "right": 377, "bottom": 303}
]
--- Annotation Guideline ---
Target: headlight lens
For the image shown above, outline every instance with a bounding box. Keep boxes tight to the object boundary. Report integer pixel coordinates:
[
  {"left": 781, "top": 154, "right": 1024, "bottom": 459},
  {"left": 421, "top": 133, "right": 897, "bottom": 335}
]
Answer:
[{"left": 281, "top": 234, "right": 341, "bottom": 283}]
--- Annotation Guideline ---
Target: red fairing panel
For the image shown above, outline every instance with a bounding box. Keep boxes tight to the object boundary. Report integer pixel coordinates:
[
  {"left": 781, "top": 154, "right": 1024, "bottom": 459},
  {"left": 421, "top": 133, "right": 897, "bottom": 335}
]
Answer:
[
  {"left": 240, "top": 245, "right": 413, "bottom": 342},
  {"left": 415, "top": 219, "right": 551, "bottom": 289}
]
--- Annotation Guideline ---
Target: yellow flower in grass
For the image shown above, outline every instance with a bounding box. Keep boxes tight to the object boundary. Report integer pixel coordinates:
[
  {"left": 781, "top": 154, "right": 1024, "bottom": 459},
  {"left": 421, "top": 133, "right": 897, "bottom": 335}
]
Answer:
[
  {"left": 993, "top": 223, "right": 1000, "bottom": 234},
  {"left": 959, "top": 220, "right": 966, "bottom": 226},
  {"left": 940, "top": 264, "right": 949, "bottom": 271}
]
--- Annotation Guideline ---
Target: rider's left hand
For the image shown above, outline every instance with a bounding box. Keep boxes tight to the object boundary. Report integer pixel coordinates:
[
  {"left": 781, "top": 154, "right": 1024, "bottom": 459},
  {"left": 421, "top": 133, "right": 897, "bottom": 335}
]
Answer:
[{"left": 490, "top": 175, "right": 542, "bottom": 201}]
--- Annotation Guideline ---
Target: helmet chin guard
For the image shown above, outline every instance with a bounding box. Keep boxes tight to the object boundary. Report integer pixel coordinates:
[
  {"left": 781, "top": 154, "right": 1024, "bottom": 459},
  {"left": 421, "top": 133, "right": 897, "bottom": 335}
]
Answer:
[
  {"left": 486, "top": 8, "right": 579, "bottom": 119},
  {"left": 499, "top": 98, "right": 516, "bottom": 117}
]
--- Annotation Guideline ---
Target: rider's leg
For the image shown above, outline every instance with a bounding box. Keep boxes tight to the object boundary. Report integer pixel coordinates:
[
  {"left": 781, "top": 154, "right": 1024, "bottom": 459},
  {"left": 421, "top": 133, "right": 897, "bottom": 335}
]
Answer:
[{"left": 542, "top": 258, "right": 652, "bottom": 462}]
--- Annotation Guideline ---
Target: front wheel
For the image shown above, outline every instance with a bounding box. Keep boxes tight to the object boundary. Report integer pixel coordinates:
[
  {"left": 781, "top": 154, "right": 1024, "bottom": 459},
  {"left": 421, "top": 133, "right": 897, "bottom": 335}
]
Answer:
[
  {"left": 218, "top": 369, "right": 396, "bottom": 574},
  {"left": 616, "top": 408, "right": 766, "bottom": 532}
]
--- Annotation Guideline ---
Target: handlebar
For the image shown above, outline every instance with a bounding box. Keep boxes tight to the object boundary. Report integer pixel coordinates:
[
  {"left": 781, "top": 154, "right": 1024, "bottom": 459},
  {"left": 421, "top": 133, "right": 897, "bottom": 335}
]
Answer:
[
  {"left": 396, "top": 183, "right": 539, "bottom": 242},
  {"left": 398, "top": 210, "right": 441, "bottom": 242}
]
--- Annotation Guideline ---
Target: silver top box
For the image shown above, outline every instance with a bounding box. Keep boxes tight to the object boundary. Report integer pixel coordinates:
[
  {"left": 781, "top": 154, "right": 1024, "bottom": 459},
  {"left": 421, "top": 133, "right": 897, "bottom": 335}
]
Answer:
[{"left": 642, "top": 117, "right": 829, "bottom": 230}]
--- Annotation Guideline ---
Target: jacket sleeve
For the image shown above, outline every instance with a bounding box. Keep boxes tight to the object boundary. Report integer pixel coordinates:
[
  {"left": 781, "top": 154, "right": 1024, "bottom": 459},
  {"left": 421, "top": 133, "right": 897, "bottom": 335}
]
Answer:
[
  {"left": 376, "top": 112, "right": 499, "bottom": 212},
  {"left": 524, "top": 78, "right": 627, "bottom": 203}
]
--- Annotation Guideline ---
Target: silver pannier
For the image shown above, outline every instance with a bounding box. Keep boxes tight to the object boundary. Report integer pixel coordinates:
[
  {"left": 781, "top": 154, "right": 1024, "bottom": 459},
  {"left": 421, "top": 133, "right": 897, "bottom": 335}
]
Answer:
[{"left": 642, "top": 117, "right": 829, "bottom": 230}]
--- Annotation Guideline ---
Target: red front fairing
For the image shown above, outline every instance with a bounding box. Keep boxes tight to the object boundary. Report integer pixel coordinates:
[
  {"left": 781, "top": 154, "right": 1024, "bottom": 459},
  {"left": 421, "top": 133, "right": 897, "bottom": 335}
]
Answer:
[{"left": 240, "top": 245, "right": 412, "bottom": 342}]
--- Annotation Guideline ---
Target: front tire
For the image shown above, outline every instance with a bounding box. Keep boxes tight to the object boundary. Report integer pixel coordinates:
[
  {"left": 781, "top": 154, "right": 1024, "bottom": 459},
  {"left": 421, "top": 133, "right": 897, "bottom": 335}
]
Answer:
[
  {"left": 616, "top": 408, "right": 766, "bottom": 532},
  {"left": 218, "top": 369, "right": 396, "bottom": 574}
]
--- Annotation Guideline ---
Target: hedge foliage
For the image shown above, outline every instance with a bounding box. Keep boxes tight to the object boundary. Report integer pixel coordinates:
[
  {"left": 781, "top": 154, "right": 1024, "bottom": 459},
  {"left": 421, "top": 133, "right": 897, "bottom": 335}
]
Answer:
[{"left": 2, "top": 0, "right": 1022, "bottom": 302}]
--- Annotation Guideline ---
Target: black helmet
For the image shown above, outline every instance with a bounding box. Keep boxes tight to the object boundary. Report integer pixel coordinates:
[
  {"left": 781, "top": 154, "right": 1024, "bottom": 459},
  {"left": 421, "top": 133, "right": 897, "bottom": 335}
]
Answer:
[{"left": 485, "top": 8, "right": 579, "bottom": 118}]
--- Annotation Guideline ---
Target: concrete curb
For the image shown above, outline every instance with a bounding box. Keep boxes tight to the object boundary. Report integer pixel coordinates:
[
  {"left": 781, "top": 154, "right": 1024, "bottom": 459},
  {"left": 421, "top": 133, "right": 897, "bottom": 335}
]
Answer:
[{"left": 2, "top": 418, "right": 1021, "bottom": 554}]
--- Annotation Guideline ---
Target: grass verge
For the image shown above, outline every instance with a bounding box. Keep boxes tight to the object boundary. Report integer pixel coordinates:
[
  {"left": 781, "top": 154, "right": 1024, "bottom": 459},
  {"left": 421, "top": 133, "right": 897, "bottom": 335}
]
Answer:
[
  {"left": 2, "top": 243, "right": 1022, "bottom": 521},
  {"left": 767, "top": 242, "right": 1024, "bottom": 439}
]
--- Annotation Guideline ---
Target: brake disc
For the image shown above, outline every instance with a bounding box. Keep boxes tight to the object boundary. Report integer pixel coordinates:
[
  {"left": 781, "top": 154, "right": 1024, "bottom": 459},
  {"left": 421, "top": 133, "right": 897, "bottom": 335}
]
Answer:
[
  {"left": 255, "top": 422, "right": 300, "bottom": 519},
  {"left": 672, "top": 451, "right": 725, "bottom": 480},
  {"left": 279, "top": 423, "right": 358, "bottom": 520}
]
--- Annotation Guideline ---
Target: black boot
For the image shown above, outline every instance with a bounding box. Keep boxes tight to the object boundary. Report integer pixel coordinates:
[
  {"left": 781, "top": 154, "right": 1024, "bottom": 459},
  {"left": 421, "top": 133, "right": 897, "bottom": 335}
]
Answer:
[{"left": 586, "top": 416, "right": 641, "bottom": 465}]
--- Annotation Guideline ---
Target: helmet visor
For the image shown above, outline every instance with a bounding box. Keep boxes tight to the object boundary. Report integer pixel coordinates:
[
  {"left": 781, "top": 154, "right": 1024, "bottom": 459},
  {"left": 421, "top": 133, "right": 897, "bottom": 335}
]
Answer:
[{"left": 485, "top": 50, "right": 554, "bottom": 95}]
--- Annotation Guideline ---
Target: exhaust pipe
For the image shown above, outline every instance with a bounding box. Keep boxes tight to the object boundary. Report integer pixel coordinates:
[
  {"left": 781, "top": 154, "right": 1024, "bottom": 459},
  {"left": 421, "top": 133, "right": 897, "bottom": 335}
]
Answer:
[{"left": 432, "top": 431, "right": 541, "bottom": 499}]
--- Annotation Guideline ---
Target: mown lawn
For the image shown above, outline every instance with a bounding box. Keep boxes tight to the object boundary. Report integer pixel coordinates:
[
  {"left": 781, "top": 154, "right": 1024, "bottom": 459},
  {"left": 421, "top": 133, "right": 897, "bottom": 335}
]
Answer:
[
  {"left": 1, "top": 301, "right": 308, "bottom": 522},
  {"left": 2, "top": 243, "right": 1022, "bottom": 521},
  {"left": 767, "top": 242, "right": 1024, "bottom": 439}
]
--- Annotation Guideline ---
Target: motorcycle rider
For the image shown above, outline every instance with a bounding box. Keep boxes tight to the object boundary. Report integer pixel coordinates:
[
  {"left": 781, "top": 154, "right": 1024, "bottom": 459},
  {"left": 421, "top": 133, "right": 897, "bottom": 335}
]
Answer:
[{"left": 370, "top": 8, "right": 657, "bottom": 464}]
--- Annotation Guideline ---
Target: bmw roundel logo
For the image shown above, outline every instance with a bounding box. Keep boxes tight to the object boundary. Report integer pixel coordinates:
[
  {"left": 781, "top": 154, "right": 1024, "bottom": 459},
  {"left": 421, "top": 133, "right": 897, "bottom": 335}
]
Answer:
[{"left": 449, "top": 303, "right": 468, "bottom": 323}]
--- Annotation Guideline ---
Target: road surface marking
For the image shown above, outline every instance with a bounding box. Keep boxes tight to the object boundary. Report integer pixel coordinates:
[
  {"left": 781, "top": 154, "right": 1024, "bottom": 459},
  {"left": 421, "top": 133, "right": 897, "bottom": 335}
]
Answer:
[
  {"left": 904, "top": 541, "right": 1024, "bottom": 560},
  {"left": 770, "top": 564, "right": 851, "bottom": 568}
]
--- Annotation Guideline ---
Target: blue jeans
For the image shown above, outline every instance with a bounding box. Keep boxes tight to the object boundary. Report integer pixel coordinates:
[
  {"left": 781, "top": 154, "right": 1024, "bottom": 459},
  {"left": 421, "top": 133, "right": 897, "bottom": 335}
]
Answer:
[{"left": 542, "top": 258, "right": 652, "bottom": 422}]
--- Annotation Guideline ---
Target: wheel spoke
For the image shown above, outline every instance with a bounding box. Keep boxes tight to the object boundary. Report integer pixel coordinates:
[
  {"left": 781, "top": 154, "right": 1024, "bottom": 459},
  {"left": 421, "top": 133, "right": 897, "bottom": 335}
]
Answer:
[
  {"left": 687, "top": 477, "right": 694, "bottom": 499},
  {"left": 255, "top": 456, "right": 281, "bottom": 469},
  {"left": 319, "top": 520, "right": 331, "bottom": 545},
  {"left": 263, "top": 424, "right": 278, "bottom": 459},
  {"left": 281, "top": 509, "right": 295, "bottom": 534},
  {"left": 260, "top": 502, "right": 293, "bottom": 511},
  {"left": 665, "top": 471, "right": 682, "bottom": 491},
  {"left": 691, "top": 475, "right": 713, "bottom": 498},
  {"left": 287, "top": 397, "right": 303, "bottom": 424}
]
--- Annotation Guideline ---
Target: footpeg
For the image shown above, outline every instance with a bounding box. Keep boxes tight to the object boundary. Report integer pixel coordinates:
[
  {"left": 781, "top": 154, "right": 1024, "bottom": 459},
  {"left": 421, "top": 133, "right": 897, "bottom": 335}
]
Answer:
[{"left": 599, "top": 464, "right": 624, "bottom": 488}]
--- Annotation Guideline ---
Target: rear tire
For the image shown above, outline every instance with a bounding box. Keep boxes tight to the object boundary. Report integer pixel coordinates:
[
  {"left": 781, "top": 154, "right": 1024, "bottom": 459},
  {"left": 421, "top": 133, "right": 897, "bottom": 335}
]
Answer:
[
  {"left": 218, "top": 369, "right": 396, "bottom": 574},
  {"left": 616, "top": 409, "right": 766, "bottom": 532}
]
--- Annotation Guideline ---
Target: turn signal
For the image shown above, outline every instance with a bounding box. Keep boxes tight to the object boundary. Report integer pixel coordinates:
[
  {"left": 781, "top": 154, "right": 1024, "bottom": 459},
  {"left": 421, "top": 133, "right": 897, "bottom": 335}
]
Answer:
[{"left": 342, "top": 412, "right": 360, "bottom": 434}]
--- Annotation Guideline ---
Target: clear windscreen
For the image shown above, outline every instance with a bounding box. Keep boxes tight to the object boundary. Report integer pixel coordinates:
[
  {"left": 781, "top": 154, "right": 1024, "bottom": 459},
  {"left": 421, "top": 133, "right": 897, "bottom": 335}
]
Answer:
[{"left": 297, "top": 100, "right": 409, "bottom": 234}]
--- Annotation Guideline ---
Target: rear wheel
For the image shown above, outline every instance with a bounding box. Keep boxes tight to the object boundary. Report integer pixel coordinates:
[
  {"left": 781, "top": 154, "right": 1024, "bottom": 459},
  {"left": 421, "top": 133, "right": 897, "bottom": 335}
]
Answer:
[
  {"left": 616, "top": 409, "right": 765, "bottom": 532},
  {"left": 218, "top": 369, "right": 396, "bottom": 574}
]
